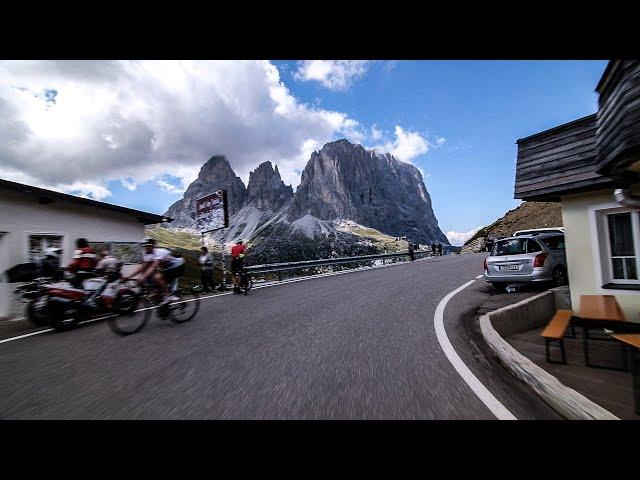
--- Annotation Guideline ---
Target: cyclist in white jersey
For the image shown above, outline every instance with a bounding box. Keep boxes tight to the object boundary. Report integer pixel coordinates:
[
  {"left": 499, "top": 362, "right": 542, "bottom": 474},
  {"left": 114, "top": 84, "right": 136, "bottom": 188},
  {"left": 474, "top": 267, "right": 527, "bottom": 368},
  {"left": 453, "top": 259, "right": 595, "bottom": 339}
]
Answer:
[{"left": 125, "top": 238, "right": 186, "bottom": 304}]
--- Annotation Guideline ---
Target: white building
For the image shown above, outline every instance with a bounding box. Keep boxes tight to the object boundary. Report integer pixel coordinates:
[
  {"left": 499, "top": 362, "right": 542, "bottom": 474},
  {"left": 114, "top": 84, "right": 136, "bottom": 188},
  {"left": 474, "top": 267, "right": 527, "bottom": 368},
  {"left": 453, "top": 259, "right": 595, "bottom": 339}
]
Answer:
[{"left": 0, "top": 178, "right": 171, "bottom": 318}]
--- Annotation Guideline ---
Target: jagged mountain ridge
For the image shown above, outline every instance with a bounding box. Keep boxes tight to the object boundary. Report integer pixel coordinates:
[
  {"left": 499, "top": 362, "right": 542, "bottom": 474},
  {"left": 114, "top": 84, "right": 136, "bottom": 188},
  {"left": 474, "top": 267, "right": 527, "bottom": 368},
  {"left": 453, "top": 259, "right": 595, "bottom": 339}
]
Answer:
[
  {"left": 164, "top": 155, "right": 247, "bottom": 227},
  {"left": 161, "top": 139, "right": 448, "bottom": 257}
]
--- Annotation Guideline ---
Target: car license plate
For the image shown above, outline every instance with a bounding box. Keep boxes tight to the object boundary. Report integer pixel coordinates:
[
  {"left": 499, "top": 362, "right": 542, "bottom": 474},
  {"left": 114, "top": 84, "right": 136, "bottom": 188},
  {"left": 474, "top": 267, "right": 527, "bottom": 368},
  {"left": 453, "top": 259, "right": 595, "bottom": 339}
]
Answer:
[{"left": 500, "top": 265, "right": 519, "bottom": 271}]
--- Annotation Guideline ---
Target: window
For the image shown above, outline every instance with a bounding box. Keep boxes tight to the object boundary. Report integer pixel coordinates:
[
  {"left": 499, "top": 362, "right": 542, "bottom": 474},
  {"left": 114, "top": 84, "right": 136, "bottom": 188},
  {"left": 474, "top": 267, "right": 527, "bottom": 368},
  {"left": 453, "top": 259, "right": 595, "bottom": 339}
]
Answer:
[
  {"left": 607, "top": 213, "right": 637, "bottom": 280},
  {"left": 596, "top": 208, "right": 640, "bottom": 287},
  {"left": 541, "top": 235, "right": 566, "bottom": 251},
  {"left": 492, "top": 238, "right": 542, "bottom": 256},
  {"left": 88, "top": 241, "right": 142, "bottom": 264},
  {"left": 28, "top": 234, "right": 63, "bottom": 262}
]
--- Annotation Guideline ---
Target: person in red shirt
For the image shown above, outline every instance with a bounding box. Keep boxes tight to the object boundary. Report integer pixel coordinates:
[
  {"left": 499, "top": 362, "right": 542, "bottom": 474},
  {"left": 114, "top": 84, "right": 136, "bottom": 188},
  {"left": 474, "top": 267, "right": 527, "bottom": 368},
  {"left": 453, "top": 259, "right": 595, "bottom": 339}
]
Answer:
[
  {"left": 230, "top": 239, "right": 247, "bottom": 294},
  {"left": 67, "top": 238, "right": 98, "bottom": 288}
]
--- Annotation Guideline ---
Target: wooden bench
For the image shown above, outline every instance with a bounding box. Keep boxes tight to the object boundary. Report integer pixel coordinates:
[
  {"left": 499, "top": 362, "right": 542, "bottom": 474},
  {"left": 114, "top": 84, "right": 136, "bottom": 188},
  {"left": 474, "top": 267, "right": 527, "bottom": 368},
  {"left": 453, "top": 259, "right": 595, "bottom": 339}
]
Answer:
[
  {"left": 610, "top": 334, "right": 640, "bottom": 415},
  {"left": 611, "top": 333, "right": 640, "bottom": 350},
  {"left": 541, "top": 310, "right": 576, "bottom": 364}
]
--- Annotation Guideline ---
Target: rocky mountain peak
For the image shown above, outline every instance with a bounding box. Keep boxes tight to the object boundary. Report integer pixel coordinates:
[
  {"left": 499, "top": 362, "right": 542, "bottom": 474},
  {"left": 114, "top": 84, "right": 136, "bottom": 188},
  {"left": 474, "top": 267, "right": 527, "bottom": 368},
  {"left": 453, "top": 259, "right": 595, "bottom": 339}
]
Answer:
[
  {"left": 163, "top": 155, "right": 247, "bottom": 228},
  {"left": 288, "top": 139, "right": 448, "bottom": 244},
  {"left": 245, "top": 161, "right": 294, "bottom": 211}
]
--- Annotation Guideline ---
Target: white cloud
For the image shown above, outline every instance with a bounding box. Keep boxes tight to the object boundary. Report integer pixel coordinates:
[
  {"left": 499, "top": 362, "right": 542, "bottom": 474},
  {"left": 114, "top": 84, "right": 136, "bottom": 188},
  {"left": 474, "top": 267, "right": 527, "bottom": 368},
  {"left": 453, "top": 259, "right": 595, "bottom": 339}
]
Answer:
[
  {"left": 446, "top": 226, "right": 483, "bottom": 246},
  {"left": 59, "top": 182, "right": 112, "bottom": 201},
  {"left": 373, "top": 125, "right": 430, "bottom": 164},
  {"left": 156, "top": 177, "right": 184, "bottom": 194},
  {"left": 0, "top": 60, "right": 366, "bottom": 198},
  {"left": 436, "top": 137, "right": 446, "bottom": 146},
  {"left": 294, "top": 60, "right": 371, "bottom": 91},
  {"left": 121, "top": 178, "right": 137, "bottom": 191},
  {"left": 370, "top": 124, "right": 383, "bottom": 141}
]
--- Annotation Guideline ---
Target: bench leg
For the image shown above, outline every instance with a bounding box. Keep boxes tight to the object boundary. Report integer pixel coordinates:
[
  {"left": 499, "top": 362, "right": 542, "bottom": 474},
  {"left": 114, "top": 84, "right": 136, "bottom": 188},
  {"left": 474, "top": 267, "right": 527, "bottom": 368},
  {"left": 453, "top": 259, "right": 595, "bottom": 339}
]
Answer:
[
  {"left": 583, "top": 326, "right": 591, "bottom": 367},
  {"left": 545, "top": 338, "right": 567, "bottom": 365},
  {"left": 632, "top": 349, "right": 640, "bottom": 416}
]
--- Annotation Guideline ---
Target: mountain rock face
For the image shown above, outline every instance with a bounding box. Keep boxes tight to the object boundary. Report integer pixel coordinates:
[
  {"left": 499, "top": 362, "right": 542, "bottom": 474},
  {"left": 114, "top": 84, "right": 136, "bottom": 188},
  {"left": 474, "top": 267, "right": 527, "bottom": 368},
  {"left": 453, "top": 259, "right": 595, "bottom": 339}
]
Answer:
[
  {"left": 245, "top": 161, "right": 293, "bottom": 211},
  {"left": 161, "top": 139, "right": 448, "bottom": 262},
  {"left": 461, "top": 201, "right": 563, "bottom": 254},
  {"left": 289, "top": 139, "right": 448, "bottom": 244},
  {"left": 164, "top": 155, "right": 247, "bottom": 227}
]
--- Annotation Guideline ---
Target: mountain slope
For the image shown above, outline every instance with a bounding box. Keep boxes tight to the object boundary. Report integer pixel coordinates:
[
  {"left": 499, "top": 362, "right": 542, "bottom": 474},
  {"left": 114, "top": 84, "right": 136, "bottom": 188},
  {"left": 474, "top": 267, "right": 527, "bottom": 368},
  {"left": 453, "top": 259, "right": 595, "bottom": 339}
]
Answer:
[{"left": 461, "top": 201, "right": 563, "bottom": 253}]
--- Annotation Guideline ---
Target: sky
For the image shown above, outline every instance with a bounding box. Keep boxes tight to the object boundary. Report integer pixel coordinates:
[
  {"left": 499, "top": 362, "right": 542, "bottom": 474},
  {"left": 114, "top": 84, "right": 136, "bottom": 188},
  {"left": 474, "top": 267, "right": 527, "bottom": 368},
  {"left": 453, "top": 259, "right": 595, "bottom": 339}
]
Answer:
[{"left": 0, "top": 60, "right": 608, "bottom": 245}]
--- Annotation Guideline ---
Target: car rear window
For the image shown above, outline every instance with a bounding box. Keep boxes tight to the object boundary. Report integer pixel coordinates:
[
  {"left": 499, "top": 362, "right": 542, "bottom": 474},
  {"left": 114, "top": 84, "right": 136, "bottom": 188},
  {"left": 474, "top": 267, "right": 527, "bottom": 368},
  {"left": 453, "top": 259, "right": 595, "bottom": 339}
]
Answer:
[
  {"left": 540, "top": 235, "right": 566, "bottom": 251},
  {"left": 492, "top": 238, "right": 542, "bottom": 256}
]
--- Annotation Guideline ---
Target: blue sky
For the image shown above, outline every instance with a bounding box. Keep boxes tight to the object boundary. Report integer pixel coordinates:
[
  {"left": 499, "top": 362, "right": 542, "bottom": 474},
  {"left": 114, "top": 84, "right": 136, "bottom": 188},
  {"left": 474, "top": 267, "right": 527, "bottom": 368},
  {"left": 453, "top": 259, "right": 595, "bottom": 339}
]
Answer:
[
  {"left": 273, "top": 60, "right": 608, "bottom": 241},
  {"left": 1, "top": 60, "right": 608, "bottom": 243}
]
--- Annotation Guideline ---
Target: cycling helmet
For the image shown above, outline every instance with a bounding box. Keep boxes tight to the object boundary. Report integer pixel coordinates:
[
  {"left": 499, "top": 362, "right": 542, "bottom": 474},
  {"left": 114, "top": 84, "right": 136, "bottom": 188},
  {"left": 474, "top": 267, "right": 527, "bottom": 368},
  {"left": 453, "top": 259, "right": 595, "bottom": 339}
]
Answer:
[
  {"left": 236, "top": 239, "right": 243, "bottom": 244},
  {"left": 141, "top": 237, "right": 156, "bottom": 246}
]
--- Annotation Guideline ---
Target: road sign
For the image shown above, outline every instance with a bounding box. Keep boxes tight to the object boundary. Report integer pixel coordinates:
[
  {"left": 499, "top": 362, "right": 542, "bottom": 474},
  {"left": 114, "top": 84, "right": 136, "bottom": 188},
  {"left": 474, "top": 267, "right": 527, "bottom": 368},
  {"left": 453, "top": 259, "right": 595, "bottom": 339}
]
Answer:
[{"left": 196, "top": 190, "right": 229, "bottom": 234}]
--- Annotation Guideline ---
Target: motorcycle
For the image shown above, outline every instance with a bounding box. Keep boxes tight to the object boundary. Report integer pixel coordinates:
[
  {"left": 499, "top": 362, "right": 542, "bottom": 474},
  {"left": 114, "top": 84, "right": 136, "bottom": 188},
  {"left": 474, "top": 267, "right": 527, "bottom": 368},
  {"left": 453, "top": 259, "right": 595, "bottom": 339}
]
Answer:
[
  {"left": 14, "top": 277, "right": 55, "bottom": 326},
  {"left": 46, "top": 274, "right": 142, "bottom": 331}
]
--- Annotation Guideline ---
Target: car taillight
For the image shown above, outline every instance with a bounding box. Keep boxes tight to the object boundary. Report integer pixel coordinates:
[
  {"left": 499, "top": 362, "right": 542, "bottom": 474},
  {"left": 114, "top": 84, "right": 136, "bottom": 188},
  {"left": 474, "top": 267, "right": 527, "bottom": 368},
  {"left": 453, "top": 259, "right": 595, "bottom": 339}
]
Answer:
[
  {"left": 533, "top": 253, "right": 549, "bottom": 268},
  {"left": 483, "top": 258, "right": 487, "bottom": 270}
]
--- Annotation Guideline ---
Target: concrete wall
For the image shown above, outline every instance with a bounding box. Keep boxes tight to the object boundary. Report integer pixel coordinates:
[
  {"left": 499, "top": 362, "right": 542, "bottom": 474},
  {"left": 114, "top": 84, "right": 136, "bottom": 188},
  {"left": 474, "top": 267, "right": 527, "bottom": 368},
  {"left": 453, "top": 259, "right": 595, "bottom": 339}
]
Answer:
[
  {"left": 489, "top": 290, "right": 556, "bottom": 338},
  {"left": 478, "top": 286, "right": 618, "bottom": 420},
  {"left": 0, "top": 189, "right": 147, "bottom": 318},
  {"left": 561, "top": 186, "right": 640, "bottom": 322}
]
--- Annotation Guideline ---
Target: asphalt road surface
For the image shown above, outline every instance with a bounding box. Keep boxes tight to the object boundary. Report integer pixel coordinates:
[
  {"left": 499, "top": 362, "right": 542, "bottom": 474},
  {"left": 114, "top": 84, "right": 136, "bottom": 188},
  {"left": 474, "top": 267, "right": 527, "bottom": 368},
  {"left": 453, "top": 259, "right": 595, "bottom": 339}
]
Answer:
[{"left": 0, "top": 253, "right": 561, "bottom": 419}]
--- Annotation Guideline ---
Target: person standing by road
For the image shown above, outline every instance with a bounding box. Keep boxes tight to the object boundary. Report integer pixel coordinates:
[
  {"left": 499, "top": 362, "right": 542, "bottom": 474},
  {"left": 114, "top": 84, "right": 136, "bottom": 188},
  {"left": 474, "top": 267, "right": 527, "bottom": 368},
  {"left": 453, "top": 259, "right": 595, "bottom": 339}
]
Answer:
[
  {"left": 437, "top": 243, "right": 443, "bottom": 256},
  {"left": 431, "top": 241, "right": 437, "bottom": 256},
  {"left": 230, "top": 239, "right": 247, "bottom": 294},
  {"left": 199, "top": 246, "right": 215, "bottom": 293}
]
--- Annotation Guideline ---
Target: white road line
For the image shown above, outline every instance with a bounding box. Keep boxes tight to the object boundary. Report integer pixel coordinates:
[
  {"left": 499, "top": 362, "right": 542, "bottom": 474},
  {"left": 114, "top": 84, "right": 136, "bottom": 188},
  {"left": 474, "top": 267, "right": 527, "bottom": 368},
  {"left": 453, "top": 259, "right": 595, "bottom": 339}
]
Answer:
[
  {"left": 0, "top": 254, "right": 441, "bottom": 345},
  {"left": 0, "top": 328, "right": 54, "bottom": 344},
  {"left": 476, "top": 274, "right": 483, "bottom": 279},
  {"left": 433, "top": 279, "right": 517, "bottom": 420}
]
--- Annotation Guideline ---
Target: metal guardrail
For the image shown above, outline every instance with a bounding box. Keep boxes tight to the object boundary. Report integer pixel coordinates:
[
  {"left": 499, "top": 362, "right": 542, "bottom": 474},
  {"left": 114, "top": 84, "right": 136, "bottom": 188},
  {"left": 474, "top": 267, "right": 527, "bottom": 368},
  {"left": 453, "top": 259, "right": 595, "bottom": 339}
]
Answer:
[{"left": 245, "top": 249, "right": 433, "bottom": 275}]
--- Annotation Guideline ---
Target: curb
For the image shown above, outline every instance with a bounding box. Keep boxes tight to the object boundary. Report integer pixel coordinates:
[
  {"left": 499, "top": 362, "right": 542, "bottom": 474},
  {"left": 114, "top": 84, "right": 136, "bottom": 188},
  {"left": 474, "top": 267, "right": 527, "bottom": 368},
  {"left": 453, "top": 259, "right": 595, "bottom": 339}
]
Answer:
[{"left": 478, "top": 296, "right": 619, "bottom": 420}]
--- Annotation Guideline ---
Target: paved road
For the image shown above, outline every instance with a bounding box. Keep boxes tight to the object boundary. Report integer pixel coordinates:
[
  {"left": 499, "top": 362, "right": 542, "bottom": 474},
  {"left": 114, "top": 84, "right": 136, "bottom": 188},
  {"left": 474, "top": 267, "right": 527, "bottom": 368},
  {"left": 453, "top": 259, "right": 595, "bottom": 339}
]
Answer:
[{"left": 0, "top": 253, "right": 560, "bottom": 419}]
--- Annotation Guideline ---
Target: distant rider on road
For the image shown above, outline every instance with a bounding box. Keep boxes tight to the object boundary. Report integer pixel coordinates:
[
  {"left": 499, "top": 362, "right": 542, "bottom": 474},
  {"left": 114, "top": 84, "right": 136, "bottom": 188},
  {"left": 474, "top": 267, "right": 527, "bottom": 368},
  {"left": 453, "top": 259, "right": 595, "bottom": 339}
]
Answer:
[{"left": 230, "top": 239, "right": 247, "bottom": 295}]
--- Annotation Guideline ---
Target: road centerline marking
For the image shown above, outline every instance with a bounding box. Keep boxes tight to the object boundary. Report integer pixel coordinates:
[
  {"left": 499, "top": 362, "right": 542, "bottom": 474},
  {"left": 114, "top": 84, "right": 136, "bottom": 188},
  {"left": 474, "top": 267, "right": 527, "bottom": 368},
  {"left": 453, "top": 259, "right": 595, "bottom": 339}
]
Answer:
[{"left": 433, "top": 279, "right": 517, "bottom": 420}]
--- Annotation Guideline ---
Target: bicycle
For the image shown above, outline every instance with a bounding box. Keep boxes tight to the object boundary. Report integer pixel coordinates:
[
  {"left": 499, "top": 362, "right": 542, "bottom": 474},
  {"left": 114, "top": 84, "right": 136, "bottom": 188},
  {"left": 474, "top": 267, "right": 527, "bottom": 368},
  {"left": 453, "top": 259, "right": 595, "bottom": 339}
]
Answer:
[
  {"left": 107, "top": 278, "right": 200, "bottom": 336},
  {"left": 239, "top": 270, "right": 253, "bottom": 295}
]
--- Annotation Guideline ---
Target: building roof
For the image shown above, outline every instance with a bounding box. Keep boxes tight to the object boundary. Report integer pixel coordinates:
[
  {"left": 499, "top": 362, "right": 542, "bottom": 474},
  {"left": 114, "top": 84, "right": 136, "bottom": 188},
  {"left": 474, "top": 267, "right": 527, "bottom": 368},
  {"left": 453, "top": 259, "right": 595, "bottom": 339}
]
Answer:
[
  {"left": 0, "top": 178, "right": 172, "bottom": 225},
  {"left": 514, "top": 60, "right": 640, "bottom": 201},
  {"left": 513, "top": 113, "right": 617, "bottom": 201}
]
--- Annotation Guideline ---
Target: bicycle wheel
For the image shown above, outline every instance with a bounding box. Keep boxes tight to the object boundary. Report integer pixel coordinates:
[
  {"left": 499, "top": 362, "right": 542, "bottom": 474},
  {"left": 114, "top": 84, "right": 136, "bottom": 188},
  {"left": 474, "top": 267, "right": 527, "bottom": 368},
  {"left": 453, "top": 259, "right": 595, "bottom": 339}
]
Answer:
[
  {"left": 243, "top": 275, "right": 253, "bottom": 295},
  {"left": 169, "top": 289, "right": 200, "bottom": 323},
  {"left": 108, "top": 292, "right": 151, "bottom": 336}
]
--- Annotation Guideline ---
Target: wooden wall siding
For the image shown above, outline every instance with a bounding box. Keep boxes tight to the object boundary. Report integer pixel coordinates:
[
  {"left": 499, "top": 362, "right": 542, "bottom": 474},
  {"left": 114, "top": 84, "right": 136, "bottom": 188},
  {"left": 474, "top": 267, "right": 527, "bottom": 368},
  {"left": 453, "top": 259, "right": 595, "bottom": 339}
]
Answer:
[
  {"left": 515, "top": 114, "right": 603, "bottom": 199},
  {"left": 596, "top": 60, "right": 640, "bottom": 174}
]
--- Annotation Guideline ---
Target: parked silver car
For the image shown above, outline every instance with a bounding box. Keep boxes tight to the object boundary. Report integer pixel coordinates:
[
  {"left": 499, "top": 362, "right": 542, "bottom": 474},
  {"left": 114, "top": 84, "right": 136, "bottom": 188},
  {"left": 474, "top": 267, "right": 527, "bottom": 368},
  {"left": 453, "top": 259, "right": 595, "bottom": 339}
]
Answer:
[{"left": 483, "top": 233, "right": 567, "bottom": 291}]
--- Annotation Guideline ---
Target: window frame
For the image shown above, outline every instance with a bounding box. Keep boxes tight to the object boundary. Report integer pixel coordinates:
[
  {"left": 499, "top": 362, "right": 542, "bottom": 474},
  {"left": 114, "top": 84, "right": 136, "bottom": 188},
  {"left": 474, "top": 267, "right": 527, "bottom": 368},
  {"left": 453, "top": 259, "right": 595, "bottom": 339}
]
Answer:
[
  {"left": 595, "top": 207, "right": 640, "bottom": 286},
  {"left": 24, "top": 232, "right": 65, "bottom": 264}
]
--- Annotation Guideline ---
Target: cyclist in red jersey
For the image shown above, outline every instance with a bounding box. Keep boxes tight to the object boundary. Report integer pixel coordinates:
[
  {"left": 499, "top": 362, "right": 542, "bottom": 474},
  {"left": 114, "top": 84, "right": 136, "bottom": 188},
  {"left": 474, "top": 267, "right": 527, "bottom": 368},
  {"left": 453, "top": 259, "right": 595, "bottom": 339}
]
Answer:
[
  {"left": 67, "top": 238, "right": 98, "bottom": 288},
  {"left": 230, "top": 239, "right": 247, "bottom": 294}
]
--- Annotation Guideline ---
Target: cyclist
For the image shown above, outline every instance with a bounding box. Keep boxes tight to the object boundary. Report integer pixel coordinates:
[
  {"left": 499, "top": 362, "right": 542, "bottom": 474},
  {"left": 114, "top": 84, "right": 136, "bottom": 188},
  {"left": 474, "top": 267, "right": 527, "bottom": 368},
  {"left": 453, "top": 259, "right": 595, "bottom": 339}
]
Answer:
[
  {"left": 230, "top": 239, "right": 247, "bottom": 295},
  {"left": 96, "top": 249, "right": 123, "bottom": 282},
  {"left": 67, "top": 238, "right": 98, "bottom": 288},
  {"left": 125, "top": 238, "right": 186, "bottom": 304}
]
